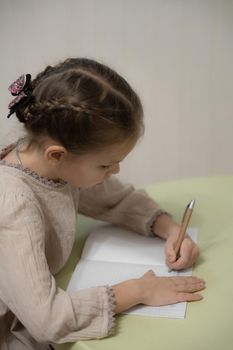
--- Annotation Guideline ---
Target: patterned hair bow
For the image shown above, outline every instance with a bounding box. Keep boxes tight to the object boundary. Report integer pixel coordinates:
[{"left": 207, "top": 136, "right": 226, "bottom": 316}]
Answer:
[{"left": 7, "top": 74, "right": 32, "bottom": 118}]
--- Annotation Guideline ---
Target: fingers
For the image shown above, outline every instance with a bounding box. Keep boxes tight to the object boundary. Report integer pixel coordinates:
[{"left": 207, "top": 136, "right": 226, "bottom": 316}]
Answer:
[
  {"left": 168, "top": 276, "right": 205, "bottom": 304},
  {"left": 140, "top": 272, "right": 205, "bottom": 306},
  {"left": 176, "top": 292, "right": 203, "bottom": 302},
  {"left": 145, "top": 270, "right": 206, "bottom": 293},
  {"left": 165, "top": 245, "right": 177, "bottom": 264},
  {"left": 166, "top": 238, "right": 200, "bottom": 270},
  {"left": 172, "top": 276, "right": 206, "bottom": 293},
  {"left": 179, "top": 241, "right": 200, "bottom": 266}
]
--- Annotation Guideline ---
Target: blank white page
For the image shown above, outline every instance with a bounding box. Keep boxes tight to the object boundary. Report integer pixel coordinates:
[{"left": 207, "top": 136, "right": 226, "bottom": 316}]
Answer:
[
  {"left": 81, "top": 223, "right": 197, "bottom": 266},
  {"left": 67, "top": 225, "right": 198, "bottom": 318},
  {"left": 67, "top": 259, "right": 191, "bottom": 319}
]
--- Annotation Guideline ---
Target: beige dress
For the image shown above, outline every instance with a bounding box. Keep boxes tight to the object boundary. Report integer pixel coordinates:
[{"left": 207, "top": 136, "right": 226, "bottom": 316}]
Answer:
[{"left": 0, "top": 141, "right": 166, "bottom": 349}]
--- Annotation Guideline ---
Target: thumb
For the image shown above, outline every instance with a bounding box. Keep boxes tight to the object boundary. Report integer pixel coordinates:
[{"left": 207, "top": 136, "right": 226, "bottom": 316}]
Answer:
[{"left": 145, "top": 269, "right": 156, "bottom": 276}]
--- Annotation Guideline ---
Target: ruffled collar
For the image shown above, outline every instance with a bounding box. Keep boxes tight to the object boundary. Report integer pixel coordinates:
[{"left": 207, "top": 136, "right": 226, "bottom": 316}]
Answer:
[{"left": 0, "top": 140, "right": 67, "bottom": 189}]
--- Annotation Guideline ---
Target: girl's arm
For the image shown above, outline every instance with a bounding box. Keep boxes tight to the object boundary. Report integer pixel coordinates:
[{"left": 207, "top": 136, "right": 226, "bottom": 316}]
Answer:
[
  {"left": 77, "top": 176, "right": 200, "bottom": 270},
  {"left": 112, "top": 270, "right": 205, "bottom": 314},
  {"left": 0, "top": 192, "right": 115, "bottom": 342},
  {"left": 76, "top": 176, "right": 168, "bottom": 236}
]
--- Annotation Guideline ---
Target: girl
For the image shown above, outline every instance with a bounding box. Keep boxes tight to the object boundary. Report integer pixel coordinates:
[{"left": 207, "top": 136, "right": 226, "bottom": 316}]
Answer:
[{"left": 0, "top": 58, "right": 205, "bottom": 349}]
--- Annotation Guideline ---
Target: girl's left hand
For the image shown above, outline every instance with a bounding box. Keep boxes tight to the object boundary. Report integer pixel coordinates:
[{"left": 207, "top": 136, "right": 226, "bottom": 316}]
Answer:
[{"left": 164, "top": 227, "right": 200, "bottom": 270}]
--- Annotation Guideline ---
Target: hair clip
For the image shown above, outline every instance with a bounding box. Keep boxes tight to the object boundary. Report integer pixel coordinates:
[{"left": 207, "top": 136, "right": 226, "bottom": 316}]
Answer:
[{"left": 7, "top": 74, "right": 32, "bottom": 118}]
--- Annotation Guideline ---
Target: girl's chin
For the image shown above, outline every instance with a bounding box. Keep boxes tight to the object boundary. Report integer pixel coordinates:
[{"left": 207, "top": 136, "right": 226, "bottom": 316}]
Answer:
[
  {"left": 84, "top": 181, "right": 103, "bottom": 188},
  {"left": 83, "top": 179, "right": 107, "bottom": 188}
]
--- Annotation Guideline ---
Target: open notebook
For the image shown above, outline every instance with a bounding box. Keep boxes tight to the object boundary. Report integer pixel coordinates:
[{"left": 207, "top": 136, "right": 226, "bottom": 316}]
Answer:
[{"left": 67, "top": 223, "right": 198, "bottom": 319}]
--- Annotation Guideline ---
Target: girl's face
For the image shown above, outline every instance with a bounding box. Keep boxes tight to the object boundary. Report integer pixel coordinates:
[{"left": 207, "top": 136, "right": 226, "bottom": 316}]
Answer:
[{"left": 57, "top": 138, "right": 136, "bottom": 188}]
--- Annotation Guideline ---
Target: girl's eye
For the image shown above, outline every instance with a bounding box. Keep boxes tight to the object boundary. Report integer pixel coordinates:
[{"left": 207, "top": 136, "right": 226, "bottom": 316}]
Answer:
[{"left": 100, "top": 165, "right": 112, "bottom": 170}]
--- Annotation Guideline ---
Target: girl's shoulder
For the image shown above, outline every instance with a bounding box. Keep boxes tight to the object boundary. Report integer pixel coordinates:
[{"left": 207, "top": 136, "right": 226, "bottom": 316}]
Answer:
[
  {"left": 0, "top": 164, "right": 36, "bottom": 200},
  {"left": 0, "top": 167, "right": 44, "bottom": 229},
  {"left": 0, "top": 141, "right": 31, "bottom": 197}
]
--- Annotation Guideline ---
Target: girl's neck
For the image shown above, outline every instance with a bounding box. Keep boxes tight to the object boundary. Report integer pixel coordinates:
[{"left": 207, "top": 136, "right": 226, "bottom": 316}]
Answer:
[{"left": 15, "top": 138, "right": 61, "bottom": 182}]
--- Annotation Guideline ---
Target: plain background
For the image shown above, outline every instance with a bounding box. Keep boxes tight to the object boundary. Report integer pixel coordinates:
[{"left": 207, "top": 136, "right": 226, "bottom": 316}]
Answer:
[{"left": 0, "top": 0, "right": 232, "bottom": 187}]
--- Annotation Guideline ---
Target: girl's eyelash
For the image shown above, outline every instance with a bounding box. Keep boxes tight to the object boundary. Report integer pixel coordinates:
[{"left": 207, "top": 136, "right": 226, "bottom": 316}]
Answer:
[{"left": 100, "top": 165, "right": 111, "bottom": 169}]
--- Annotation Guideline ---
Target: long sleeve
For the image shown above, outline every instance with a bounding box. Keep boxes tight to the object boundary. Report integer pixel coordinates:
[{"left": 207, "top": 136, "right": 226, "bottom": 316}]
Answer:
[
  {"left": 77, "top": 176, "right": 167, "bottom": 236},
  {"left": 0, "top": 191, "right": 115, "bottom": 344}
]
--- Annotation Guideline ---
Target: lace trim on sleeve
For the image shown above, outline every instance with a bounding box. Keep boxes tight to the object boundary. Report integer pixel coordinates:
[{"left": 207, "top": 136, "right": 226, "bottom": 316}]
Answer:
[
  {"left": 105, "top": 285, "right": 116, "bottom": 335},
  {"left": 147, "top": 209, "right": 172, "bottom": 236}
]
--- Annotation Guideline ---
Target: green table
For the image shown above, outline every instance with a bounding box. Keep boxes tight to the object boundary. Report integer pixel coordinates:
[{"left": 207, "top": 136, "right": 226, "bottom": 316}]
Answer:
[{"left": 55, "top": 176, "right": 233, "bottom": 350}]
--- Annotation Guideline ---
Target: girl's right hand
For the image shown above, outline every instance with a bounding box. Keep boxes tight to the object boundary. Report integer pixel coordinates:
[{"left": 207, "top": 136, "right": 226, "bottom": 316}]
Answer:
[{"left": 138, "top": 270, "right": 205, "bottom": 306}]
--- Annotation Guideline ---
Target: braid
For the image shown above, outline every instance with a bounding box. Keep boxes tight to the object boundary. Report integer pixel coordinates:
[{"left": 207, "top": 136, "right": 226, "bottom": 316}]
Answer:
[{"left": 26, "top": 99, "right": 121, "bottom": 122}]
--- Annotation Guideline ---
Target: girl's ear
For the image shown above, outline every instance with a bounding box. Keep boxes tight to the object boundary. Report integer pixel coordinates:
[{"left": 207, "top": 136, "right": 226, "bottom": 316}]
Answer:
[{"left": 45, "top": 145, "right": 68, "bottom": 164}]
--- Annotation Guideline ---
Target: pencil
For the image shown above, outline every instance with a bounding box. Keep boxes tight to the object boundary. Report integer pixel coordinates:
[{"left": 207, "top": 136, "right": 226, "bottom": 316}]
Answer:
[{"left": 174, "top": 199, "right": 195, "bottom": 258}]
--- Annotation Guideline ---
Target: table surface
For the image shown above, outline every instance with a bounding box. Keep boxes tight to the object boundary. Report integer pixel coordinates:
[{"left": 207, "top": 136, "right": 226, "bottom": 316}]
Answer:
[{"left": 55, "top": 176, "right": 233, "bottom": 350}]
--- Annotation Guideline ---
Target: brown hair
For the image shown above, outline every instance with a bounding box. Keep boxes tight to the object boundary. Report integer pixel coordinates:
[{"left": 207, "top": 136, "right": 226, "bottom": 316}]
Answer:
[
  {"left": 16, "top": 58, "right": 144, "bottom": 154},
  {"left": 17, "top": 58, "right": 144, "bottom": 154}
]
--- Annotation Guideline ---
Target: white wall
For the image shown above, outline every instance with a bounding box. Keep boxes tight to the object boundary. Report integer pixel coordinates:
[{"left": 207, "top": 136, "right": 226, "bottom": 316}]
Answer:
[{"left": 0, "top": 0, "right": 232, "bottom": 187}]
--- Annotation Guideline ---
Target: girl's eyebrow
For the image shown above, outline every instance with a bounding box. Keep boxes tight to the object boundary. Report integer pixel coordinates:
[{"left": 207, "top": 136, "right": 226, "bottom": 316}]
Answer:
[
  {"left": 108, "top": 159, "right": 123, "bottom": 164},
  {"left": 100, "top": 160, "right": 121, "bottom": 166}
]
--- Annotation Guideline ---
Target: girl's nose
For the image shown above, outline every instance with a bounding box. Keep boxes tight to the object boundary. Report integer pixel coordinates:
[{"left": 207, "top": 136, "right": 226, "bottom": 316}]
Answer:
[{"left": 110, "top": 163, "right": 120, "bottom": 175}]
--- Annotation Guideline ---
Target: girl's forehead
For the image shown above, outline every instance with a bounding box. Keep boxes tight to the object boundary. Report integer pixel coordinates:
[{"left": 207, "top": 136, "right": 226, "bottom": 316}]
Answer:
[{"left": 94, "top": 139, "right": 136, "bottom": 161}]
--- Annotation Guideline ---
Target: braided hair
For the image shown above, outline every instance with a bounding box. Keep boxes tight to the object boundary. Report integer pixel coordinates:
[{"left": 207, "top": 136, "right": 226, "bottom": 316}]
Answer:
[{"left": 16, "top": 58, "right": 144, "bottom": 154}]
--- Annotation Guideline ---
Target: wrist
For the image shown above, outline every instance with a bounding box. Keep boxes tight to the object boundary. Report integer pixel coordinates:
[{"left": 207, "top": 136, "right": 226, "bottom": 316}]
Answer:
[
  {"left": 153, "top": 214, "right": 179, "bottom": 240},
  {"left": 112, "top": 278, "right": 143, "bottom": 313}
]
